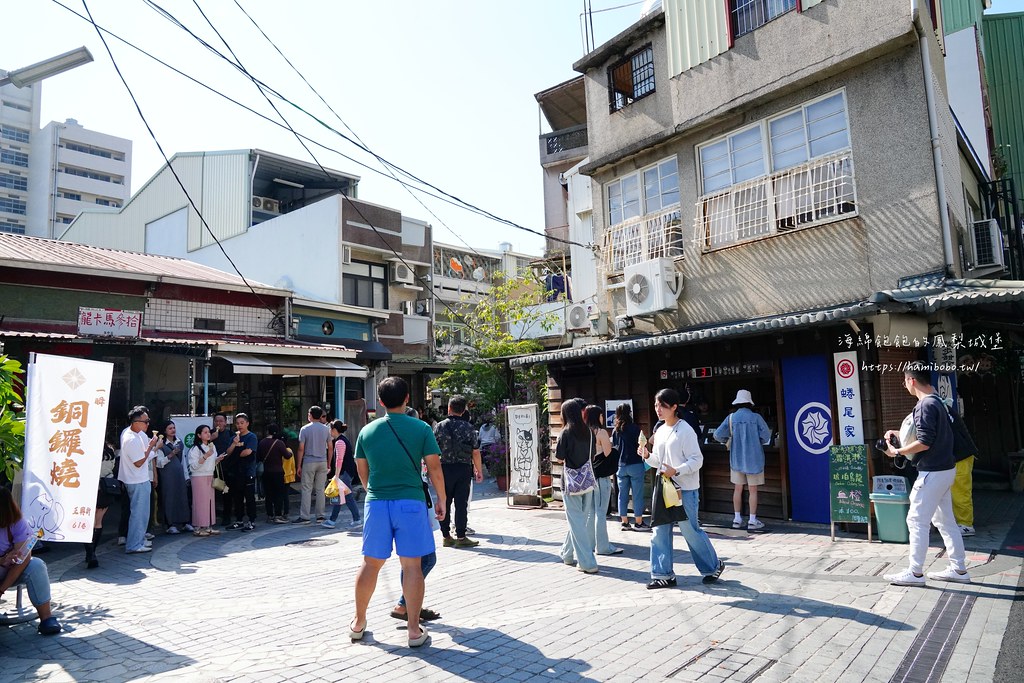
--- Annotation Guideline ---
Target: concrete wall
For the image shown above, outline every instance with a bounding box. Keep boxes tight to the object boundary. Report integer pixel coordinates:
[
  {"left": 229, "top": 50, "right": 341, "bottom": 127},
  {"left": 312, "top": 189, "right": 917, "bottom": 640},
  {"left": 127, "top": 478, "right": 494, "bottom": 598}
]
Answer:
[{"left": 591, "top": 45, "right": 945, "bottom": 328}]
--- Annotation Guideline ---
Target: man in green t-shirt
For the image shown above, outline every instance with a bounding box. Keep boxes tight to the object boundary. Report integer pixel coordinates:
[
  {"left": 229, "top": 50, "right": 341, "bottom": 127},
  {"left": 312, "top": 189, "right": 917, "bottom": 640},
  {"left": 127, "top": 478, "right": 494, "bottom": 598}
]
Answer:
[{"left": 350, "top": 376, "right": 445, "bottom": 648}]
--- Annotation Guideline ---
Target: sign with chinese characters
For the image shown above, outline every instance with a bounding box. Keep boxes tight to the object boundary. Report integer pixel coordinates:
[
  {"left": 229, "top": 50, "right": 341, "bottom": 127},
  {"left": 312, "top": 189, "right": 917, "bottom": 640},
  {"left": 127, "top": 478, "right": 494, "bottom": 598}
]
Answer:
[
  {"left": 507, "top": 404, "right": 539, "bottom": 496},
  {"left": 833, "top": 351, "right": 864, "bottom": 445},
  {"left": 21, "top": 354, "right": 113, "bottom": 542},
  {"left": 662, "top": 360, "right": 772, "bottom": 381},
  {"left": 829, "top": 445, "right": 870, "bottom": 524},
  {"left": 77, "top": 307, "right": 142, "bottom": 338}
]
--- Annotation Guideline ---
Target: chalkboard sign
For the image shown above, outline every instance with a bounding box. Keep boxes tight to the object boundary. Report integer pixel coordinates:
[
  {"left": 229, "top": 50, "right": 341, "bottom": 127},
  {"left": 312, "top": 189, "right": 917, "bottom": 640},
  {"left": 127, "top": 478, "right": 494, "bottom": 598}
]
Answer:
[{"left": 829, "top": 445, "right": 870, "bottom": 524}]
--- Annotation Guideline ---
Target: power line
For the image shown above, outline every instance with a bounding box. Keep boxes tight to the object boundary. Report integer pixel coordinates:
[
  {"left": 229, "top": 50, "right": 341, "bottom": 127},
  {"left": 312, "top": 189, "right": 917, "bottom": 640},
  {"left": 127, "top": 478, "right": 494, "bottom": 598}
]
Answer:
[
  {"left": 138, "top": 0, "right": 588, "bottom": 251},
  {"left": 78, "top": 0, "right": 280, "bottom": 321}
]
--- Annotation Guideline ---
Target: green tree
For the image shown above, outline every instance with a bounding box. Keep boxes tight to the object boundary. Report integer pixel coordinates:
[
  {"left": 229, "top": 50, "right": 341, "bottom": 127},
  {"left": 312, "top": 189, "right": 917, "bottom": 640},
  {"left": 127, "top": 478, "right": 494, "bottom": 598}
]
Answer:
[
  {"left": 430, "top": 271, "right": 554, "bottom": 461},
  {"left": 0, "top": 354, "right": 26, "bottom": 484}
]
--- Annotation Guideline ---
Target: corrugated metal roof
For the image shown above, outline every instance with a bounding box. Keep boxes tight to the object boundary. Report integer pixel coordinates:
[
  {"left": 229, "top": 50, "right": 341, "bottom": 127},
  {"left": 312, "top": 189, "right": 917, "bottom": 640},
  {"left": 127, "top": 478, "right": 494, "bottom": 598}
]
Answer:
[
  {"left": 0, "top": 232, "right": 287, "bottom": 297},
  {"left": 942, "top": 0, "right": 985, "bottom": 35},
  {"left": 664, "top": 0, "right": 729, "bottom": 77},
  {"left": 509, "top": 278, "right": 1024, "bottom": 367},
  {"left": 984, "top": 12, "right": 1024, "bottom": 185}
]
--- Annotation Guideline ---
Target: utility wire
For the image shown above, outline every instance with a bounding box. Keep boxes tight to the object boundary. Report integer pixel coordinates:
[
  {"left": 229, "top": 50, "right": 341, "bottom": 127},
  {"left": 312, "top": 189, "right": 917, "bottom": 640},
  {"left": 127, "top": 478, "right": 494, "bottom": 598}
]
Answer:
[
  {"left": 49, "top": 0, "right": 513, "bottom": 224},
  {"left": 139, "top": 0, "right": 588, "bottom": 250},
  {"left": 79, "top": 0, "right": 280, "bottom": 321}
]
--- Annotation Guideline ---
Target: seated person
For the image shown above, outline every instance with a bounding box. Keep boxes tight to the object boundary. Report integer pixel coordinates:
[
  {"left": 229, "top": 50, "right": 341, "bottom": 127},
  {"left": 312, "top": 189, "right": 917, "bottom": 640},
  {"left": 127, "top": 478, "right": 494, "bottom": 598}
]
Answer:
[{"left": 0, "top": 487, "right": 62, "bottom": 635}]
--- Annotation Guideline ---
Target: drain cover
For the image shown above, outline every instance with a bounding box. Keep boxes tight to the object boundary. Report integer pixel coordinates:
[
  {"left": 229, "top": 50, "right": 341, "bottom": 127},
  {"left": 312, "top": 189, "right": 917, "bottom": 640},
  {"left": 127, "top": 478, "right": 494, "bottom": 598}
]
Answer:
[
  {"left": 669, "top": 647, "right": 776, "bottom": 681},
  {"left": 889, "top": 592, "right": 975, "bottom": 683},
  {"left": 286, "top": 539, "right": 338, "bottom": 548}
]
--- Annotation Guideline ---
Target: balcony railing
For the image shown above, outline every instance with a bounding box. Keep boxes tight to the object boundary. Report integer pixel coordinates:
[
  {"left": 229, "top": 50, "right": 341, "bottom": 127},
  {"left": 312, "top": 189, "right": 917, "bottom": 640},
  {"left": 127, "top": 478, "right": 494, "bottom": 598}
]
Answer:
[
  {"left": 602, "top": 205, "right": 684, "bottom": 273},
  {"left": 695, "top": 152, "right": 857, "bottom": 251},
  {"left": 543, "top": 124, "right": 588, "bottom": 156}
]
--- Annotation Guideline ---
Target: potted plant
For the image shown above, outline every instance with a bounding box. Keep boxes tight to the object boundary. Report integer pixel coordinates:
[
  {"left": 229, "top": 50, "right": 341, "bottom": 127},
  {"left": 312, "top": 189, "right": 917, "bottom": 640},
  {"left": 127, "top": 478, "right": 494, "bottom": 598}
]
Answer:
[{"left": 482, "top": 443, "right": 509, "bottom": 491}]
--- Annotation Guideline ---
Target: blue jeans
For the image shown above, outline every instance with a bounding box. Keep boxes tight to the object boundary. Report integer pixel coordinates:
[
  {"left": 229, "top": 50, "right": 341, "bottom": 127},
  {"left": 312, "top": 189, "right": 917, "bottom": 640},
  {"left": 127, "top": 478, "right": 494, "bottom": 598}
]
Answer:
[
  {"left": 11, "top": 557, "right": 51, "bottom": 605},
  {"left": 617, "top": 463, "right": 646, "bottom": 519},
  {"left": 561, "top": 490, "right": 597, "bottom": 571},
  {"left": 593, "top": 477, "right": 617, "bottom": 554},
  {"left": 650, "top": 489, "right": 719, "bottom": 579},
  {"left": 398, "top": 552, "right": 437, "bottom": 607},
  {"left": 328, "top": 473, "right": 361, "bottom": 522},
  {"left": 125, "top": 482, "right": 151, "bottom": 552}
]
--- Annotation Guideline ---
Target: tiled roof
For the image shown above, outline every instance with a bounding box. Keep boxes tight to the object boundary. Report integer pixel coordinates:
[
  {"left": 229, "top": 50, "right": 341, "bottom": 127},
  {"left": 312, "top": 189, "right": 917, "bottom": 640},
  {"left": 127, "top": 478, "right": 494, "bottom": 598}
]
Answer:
[{"left": 0, "top": 233, "right": 287, "bottom": 296}]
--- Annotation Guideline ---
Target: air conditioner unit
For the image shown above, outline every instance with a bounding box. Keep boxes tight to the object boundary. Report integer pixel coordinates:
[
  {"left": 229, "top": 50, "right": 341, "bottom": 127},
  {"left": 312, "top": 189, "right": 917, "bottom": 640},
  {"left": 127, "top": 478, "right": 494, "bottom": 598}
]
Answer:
[
  {"left": 566, "top": 304, "right": 590, "bottom": 331},
  {"left": 624, "top": 258, "right": 682, "bottom": 317},
  {"left": 252, "top": 196, "right": 280, "bottom": 214},
  {"left": 342, "top": 245, "right": 352, "bottom": 265},
  {"left": 391, "top": 262, "right": 416, "bottom": 285},
  {"left": 414, "top": 299, "right": 431, "bottom": 316},
  {"left": 401, "top": 300, "right": 415, "bottom": 315},
  {"left": 970, "top": 219, "right": 1005, "bottom": 269}
]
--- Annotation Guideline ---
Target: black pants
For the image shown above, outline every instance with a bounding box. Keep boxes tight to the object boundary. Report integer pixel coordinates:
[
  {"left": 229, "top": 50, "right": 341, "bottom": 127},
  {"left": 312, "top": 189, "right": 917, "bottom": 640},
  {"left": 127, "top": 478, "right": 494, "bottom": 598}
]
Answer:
[
  {"left": 225, "top": 474, "right": 257, "bottom": 523},
  {"left": 440, "top": 463, "right": 473, "bottom": 538},
  {"left": 263, "top": 470, "right": 287, "bottom": 518}
]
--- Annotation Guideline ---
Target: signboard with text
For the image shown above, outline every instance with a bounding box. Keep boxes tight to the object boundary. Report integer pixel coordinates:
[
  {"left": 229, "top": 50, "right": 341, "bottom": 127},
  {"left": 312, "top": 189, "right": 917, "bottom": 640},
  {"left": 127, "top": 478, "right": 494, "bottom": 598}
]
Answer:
[
  {"left": 78, "top": 307, "right": 142, "bottom": 338},
  {"left": 507, "top": 404, "right": 539, "bottom": 496},
  {"left": 22, "top": 353, "right": 113, "bottom": 542},
  {"left": 833, "top": 351, "right": 864, "bottom": 445},
  {"left": 829, "top": 445, "right": 870, "bottom": 524}
]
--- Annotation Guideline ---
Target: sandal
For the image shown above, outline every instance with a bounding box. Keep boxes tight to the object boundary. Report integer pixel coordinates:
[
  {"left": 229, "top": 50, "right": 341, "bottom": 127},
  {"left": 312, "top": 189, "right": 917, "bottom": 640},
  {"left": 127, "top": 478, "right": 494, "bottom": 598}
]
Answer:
[
  {"left": 390, "top": 607, "right": 441, "bottom": 622},
  {"left": 349, "top": 620, "right": 366, "bottom": 641},
  {"left": 408, "top": 626, "right": 429, "bottom": 648}
]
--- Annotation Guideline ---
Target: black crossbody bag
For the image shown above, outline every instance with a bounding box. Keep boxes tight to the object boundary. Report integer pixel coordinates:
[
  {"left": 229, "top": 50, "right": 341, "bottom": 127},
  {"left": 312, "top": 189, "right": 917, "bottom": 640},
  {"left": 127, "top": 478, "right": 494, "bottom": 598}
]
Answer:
[{"left": 386, "top": 419, "right": 432, "bottom": 508}]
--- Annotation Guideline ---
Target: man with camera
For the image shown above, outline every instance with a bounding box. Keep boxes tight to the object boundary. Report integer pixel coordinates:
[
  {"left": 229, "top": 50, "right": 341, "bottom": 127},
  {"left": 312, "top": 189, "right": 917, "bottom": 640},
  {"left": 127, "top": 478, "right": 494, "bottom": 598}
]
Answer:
[{"left": 881, "top": 364, "right": 969, "bottom": 586}]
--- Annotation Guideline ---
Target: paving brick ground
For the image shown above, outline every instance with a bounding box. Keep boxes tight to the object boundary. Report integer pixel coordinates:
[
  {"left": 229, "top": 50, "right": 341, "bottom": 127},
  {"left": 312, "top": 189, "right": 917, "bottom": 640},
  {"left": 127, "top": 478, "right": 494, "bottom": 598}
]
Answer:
[{"left": 1, "top": 485, "right": 1022, "bottom": 682}]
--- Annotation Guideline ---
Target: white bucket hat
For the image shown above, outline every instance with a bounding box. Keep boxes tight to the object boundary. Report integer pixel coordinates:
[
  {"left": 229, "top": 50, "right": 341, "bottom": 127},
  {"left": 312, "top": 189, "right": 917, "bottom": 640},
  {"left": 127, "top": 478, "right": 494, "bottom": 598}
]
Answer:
[{"left": 732, "top": 389, "right": 754, "bottom": 406}]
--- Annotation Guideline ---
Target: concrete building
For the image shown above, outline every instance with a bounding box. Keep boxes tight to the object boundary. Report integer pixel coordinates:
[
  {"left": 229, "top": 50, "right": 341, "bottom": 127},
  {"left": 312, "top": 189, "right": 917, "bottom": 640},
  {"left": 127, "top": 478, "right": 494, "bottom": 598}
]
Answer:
[
  {"left": 28, "top": 118, "right": 132, "bottom": 238},
  {"left": 516, "top": 0, "right": 1024, "bottom": 521},
  {"left": 60, "top": 148, "right": 432, "bottom": 412},
  {"left": 0, "top": 74, "right": 40, "bottom": 236}
]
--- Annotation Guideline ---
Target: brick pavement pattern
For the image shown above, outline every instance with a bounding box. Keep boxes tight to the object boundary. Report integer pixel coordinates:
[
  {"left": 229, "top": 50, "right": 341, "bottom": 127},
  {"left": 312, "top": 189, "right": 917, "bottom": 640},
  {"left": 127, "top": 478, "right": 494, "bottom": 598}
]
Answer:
[{"left": 1, "top": 487, "right": 1021, "bottom": 682}]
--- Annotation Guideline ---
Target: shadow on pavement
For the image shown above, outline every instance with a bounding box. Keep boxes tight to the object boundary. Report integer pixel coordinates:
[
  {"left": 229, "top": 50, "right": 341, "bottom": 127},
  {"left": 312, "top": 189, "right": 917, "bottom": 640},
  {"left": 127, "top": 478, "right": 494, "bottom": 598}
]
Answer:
[{"left": 718, "top": 592, "right": 913, "bottom": 630}]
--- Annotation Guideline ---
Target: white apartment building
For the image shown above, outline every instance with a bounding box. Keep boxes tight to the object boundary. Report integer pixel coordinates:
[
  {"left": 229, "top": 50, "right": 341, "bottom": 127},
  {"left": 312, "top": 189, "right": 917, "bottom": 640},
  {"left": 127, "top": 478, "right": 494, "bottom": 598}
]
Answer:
[
  {"left": 0, "top": 75, "right": 40, "bottom": 236},
  {"left": 28, "top": 118, "right": 131, "bottom": 238}
]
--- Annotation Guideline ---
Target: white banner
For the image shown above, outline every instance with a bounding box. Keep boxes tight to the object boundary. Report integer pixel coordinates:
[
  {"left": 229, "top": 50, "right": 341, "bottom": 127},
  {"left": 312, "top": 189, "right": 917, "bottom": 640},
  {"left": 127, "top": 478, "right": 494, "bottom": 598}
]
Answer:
[
  {"left": 22, "top": 354, "right": 113, "bottom": 542},
  {"left": 833, "top": 351, "right": 864, "bottom": 445},
  {"left": 507, "top": 404, "right": 539, "bottom": 495}
]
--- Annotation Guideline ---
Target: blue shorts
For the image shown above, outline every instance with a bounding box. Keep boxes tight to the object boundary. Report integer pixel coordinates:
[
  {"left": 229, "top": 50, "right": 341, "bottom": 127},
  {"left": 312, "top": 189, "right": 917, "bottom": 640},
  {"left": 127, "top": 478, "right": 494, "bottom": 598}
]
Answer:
[{"left": 362, "top": 499, "right": 435, "bottom": 560}]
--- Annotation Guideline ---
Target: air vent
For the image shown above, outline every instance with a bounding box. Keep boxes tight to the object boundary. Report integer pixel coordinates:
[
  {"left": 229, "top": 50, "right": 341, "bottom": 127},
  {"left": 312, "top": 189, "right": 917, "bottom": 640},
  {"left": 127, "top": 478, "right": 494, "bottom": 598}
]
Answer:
[{"left": 194, "top": 317, "right": 226, "bottom": 331}]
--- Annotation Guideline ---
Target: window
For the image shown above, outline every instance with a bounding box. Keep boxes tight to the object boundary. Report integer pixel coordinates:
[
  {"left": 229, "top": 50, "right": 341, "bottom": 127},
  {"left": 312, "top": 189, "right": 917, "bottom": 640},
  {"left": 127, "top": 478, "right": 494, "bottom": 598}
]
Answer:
[
  {"left": 0, "top": 126, "right": 29, "bottom": 144},
  {"left": 0, "top": 221, "right": 25, "bottom": 234},
  {"left": 731, "top": 0, "right": 797, "bottom": 39},
  {"left": 607, "top": 157, "right": 679, "bottom": 226},
  {"left": 95, "top": 198, "right": 111, "bottom": 206},
  {"left": 2, "top": 101, "right": 31, "bottom": 112},
  {"left": 342, "top": 261, "right": 387, "bottom": 309},
  {"left": 60, "top": 166, "right": 123, "bottom": 185},
  {"left": 608, "top": 45, "right": 655, "bottom": 113},
  {"left": 57, "top": 215, "right": 74, "bottom": 224},
  {"left": 62, "top": 192, "right": 82, "bottom": 201},
  {"left": 603, "top": 156, "right": 683, "bottom": 271},
  {"left": 62, "top": 141, "right": 124, "bottom": 161},
  {"left": 697, "top": 91, "right": 856, "bottom": 249},
  {"left": 0, "top": 150, "right": 29, "bottom": 168},
  {"left": 0, "top": 173, "right": 27, "bottom": 191},
  {"left": 194, "top": 318, "right": 226, "bottom": 331},
  {"left": 0, "top": 197, "right": 27, "bottom": 215}
]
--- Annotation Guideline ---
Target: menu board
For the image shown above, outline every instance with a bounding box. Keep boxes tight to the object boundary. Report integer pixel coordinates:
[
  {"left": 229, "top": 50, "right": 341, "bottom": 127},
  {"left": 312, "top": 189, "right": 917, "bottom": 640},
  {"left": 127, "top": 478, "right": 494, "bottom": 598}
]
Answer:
[{"left": 829, "top": 445, "right": 870, "bottom": 524}]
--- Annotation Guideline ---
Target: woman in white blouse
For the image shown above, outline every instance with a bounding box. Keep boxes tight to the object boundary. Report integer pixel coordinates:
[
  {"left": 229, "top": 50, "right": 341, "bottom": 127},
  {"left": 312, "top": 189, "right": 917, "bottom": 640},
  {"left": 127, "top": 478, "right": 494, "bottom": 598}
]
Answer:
[{"left": 187, "top": 425, "right": 224, "bottom": 536}]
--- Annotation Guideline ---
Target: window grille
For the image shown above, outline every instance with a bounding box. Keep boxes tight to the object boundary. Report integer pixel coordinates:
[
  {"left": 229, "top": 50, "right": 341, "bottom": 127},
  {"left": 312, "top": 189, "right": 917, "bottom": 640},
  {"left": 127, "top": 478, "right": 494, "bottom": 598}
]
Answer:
[{"left": 609, "top": 45, "right": 655, "bottom": 113}]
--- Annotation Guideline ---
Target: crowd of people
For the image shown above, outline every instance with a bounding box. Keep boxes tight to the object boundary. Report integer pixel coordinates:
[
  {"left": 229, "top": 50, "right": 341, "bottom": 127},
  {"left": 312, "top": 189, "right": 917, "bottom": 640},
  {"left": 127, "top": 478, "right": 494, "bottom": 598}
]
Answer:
[{"left": 2, "top": 363, "right": 980, "bottom": 641}]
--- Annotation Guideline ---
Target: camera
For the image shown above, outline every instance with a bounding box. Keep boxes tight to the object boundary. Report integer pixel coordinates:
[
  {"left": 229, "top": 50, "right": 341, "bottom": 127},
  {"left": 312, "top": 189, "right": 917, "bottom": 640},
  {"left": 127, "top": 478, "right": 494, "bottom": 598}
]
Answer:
[{"left": 874, "top": 434, "right": 900, "bottom": 452}]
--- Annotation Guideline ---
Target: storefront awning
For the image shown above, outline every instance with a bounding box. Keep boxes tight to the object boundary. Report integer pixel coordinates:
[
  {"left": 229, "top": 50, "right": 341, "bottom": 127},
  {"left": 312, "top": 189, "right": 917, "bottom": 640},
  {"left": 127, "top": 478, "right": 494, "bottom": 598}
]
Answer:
[
  {"left": 216, "top": 352, "right": 368, "bottom": 378},
  {"left": 337, "top": 338, "right": 393, "bottom": 361}
]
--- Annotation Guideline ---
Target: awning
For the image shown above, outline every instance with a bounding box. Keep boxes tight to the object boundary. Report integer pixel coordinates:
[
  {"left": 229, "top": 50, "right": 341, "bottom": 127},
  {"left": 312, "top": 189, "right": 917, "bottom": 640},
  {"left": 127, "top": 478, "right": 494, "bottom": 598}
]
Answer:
[
  {"left": 337, "top": 338, "right": 393, "bottom": 361},
  {"left": 216, "top": 352, "right": 368, "bottom": 378}
]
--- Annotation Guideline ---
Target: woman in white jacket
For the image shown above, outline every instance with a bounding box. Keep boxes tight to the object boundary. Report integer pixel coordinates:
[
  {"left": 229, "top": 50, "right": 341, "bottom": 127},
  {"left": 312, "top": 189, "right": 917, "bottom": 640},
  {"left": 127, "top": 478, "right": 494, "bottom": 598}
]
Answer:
[
  {"left": 642, "top": 388, "right": 724, "bottom": 589},
  {"left": 187, "top": 425, "right": 223, "bottom": 537}
]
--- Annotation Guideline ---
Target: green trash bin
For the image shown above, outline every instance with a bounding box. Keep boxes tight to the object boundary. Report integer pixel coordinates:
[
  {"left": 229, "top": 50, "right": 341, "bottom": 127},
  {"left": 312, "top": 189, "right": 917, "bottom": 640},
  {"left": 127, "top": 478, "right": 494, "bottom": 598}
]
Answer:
[{"left": 870, "top": 475, "right": 910, "bottom": 543}]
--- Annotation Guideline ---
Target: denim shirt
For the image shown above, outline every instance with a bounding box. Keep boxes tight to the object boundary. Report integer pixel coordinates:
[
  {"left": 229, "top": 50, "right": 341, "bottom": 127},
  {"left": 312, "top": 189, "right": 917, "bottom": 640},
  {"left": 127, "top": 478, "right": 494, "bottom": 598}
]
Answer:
[{"left": 713, "top": 408, "right": 771, "bottom": 475}]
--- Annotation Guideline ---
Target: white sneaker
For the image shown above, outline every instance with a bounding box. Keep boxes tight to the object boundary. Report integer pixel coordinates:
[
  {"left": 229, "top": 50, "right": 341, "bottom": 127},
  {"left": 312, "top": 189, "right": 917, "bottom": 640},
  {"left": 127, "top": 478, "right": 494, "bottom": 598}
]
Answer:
[
  {"left": 927, "top": 567, "right": 971, "bottom": 584},
  {"left": 747, "top": 519, "right": 765, "bottom": 531},
  {"left": 959, "top": 525, "right": 975, "bottom": 537},
  {"left": 166, "top": 526, "right": 180, "bottom": 535},
  {"left": 183, "top": 524, "right": 195, "bottom": 533},
  {"left": 885, "top": 569, "right": 927, "bottom": 586},
  {"left": 117, "top": 536, "right": 126, "bottom": 546},
  {"left": 145, "top": 533, "right": 155, "bottom": 541}
]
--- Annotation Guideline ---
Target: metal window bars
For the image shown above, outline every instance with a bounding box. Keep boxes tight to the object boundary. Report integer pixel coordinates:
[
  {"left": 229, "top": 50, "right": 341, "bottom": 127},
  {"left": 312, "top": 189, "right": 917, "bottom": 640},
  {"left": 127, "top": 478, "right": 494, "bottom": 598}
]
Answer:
[
  {"left": 731, "top": 0, "right": 798, "bottom": 39},
  {"left": 602, "top": 205, "right": 684, "bottom": 272},
  {"left": 695, "top": 152, "right": 857, "bottom": 250}
]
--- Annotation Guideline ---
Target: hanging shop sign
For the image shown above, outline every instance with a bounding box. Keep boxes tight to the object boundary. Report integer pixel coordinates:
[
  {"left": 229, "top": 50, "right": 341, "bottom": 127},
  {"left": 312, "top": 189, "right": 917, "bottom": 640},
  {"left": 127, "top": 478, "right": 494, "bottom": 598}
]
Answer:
[
  {"left": 507, "top": 404, "right": 539, "bottom": 496},
  {"left": 833, "top": 351, "right": 864, "bottom": 445},
  {"left": 77, "top": 307, "right": 142, "bottom": 338},
  {"left": 782, "top": 355, "right": 834, "bottom": 524}
]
